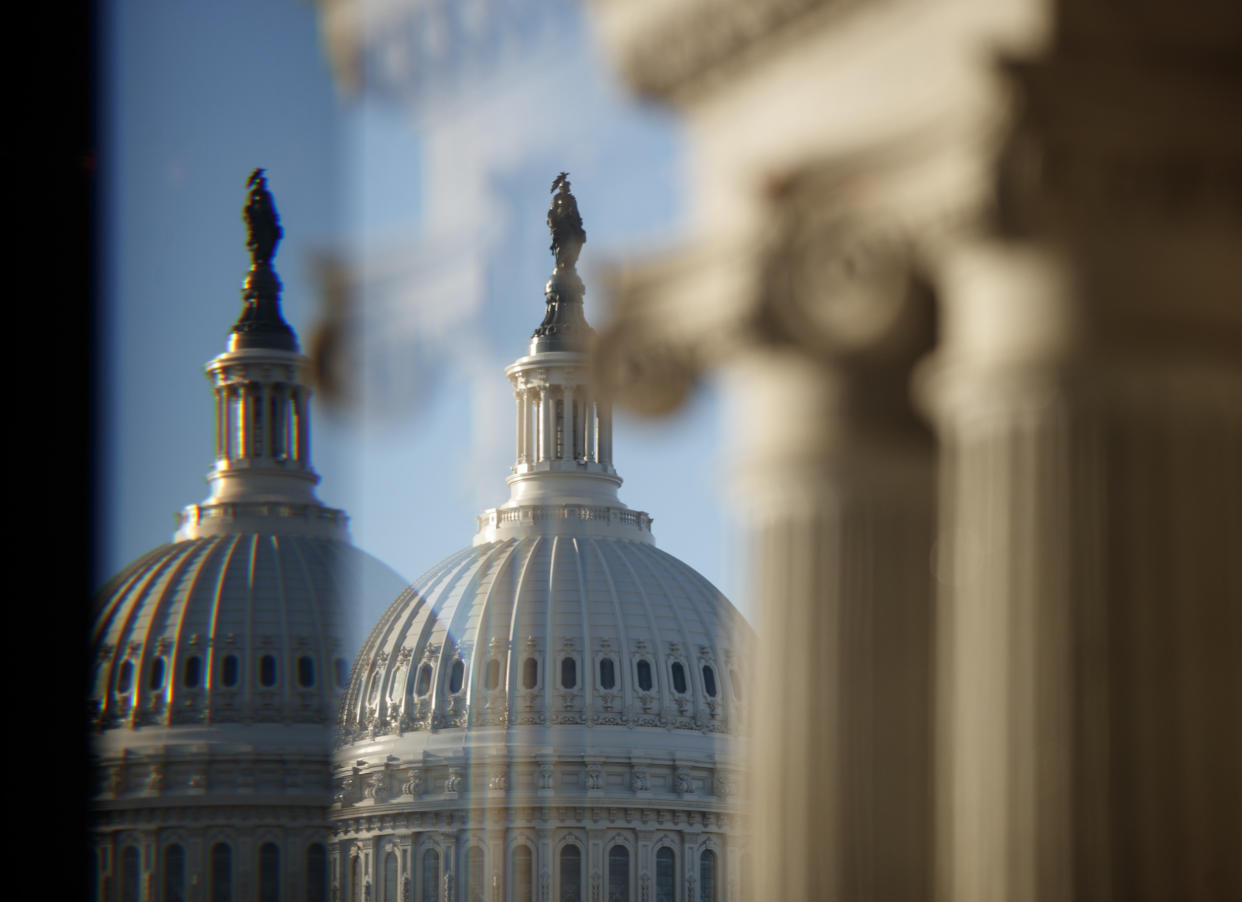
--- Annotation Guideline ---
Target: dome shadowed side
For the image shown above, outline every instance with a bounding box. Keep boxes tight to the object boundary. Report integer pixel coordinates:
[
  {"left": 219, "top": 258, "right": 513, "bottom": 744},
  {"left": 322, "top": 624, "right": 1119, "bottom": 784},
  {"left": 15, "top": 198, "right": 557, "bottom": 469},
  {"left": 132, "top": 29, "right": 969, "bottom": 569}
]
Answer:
[{"left": 92, "top": 535, "right": 407, "bottom": 733}]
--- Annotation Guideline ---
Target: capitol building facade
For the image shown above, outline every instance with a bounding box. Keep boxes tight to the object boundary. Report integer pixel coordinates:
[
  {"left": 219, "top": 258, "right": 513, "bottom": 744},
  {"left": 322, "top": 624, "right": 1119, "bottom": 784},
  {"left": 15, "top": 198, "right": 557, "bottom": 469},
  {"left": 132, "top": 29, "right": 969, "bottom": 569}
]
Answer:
[{"left": 90, "top": 173, "right": 750, "bottom": 902}]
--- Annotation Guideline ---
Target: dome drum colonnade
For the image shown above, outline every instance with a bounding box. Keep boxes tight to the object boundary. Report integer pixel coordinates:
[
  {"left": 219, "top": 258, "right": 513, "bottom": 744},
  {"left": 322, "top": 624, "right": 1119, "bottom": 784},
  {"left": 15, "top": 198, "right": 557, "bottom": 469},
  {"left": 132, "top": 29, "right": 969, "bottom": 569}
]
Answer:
[
  {"left": 91, "top": 171, "right": 407, "bottom": 902},
  {"left": 331, "top": 175, "right": 751, "bottom": 902}
]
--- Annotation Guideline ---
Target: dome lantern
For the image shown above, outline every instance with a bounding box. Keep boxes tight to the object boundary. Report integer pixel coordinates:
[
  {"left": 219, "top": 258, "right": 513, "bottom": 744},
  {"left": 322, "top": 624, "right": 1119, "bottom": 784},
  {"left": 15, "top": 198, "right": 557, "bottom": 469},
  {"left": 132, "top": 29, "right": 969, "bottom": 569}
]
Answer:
[
  {"left": 174, "top": 171, "right": 347, "bottom": 542},
  {"left": 480, "top": 174, "right": 644, "bottom": 542}
]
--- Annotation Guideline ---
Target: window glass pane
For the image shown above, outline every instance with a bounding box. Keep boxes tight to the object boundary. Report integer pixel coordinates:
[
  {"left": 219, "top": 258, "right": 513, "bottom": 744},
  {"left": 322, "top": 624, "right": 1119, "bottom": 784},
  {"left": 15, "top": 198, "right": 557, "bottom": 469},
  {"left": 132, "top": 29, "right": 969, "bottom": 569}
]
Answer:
[
  {"left": 561, "top": 657, "right": 577, "bottom": 689},
  {"left": 522, "top": 658, "right": 538, "bottom": 690},
  {"left": 702, "top": 666, "right": 717, "bottom": 698},
  {"left": 306, "top": 844, "right": 327, "bottom": 902},
  {"left": 636, "top": 660, "right": 653, "bottom": 692},
  {"left": 416, "top": 664, "right": 432, "bottom": 696},
  {"left": 599, "top": 658, "right": 616, "bottom": 690},
  {"left": 511, "top": 846, "right": 533, "bottom": 902},
  {"left": 211, "top": 843, "right": 232, "bottom": 902},
  {"left": 259, "top": 844, "right": 279, "bottom": 902},
  {"left": 121, "top": 846, "right": 140, "bottom": 902},
  {"left": 260, "top": 655, "right": 278, "bottom": 688},
  {"left": 222, "top": 655, "right": 239, "bottom": 688},
  {"left": 384, "top": 852, "right": 398, "bottom": 902},
  {"left": 449, "top": 660, "right": 465, "bottom": 694},
  {"left": 671, "top": 662, "right": 687, "bottom": 694},
  {"left": 163, "top": 844, "right": 186, "bottom": 902},
  {"left": 655, "top": 849, "right": 675, "bottom": 902},
  {"left": 699, "top": 850, "right": 716, "bottom": 902},
  {"left": 148, "top": 657, "right": 166, "bottom": 690},
  {"left": 607, "top": 846, "right": 629, "bottom": 902},
  {"left": 486, "top": 659, "right": 500, "bottom": 690},
  {"left": 422, "top": 850, "right": 440, "bottom": 902},
  {"left": 298, "top": 656, "right": 315, "bottom": 687},
  {"left": 183, "top": 656, "right": 201, "bottom": 688},
  {"left": 560, "top": 846, "right": 581, "bottom": 902}
]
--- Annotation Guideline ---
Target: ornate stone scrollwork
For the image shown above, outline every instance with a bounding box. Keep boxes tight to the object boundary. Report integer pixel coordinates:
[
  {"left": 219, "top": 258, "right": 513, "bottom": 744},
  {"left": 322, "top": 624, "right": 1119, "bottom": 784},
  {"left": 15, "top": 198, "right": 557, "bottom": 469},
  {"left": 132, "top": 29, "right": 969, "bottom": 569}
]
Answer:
[
  {"left": 445, "top": 769, "right": 463, "bottom": 794},
  {"left": 590, "top": 315, "right": 701, "bottom": 419},
  {"left": 630, "top": 766, "right": 649, "bottom": 793},
  {"left": 401, "top": 768, "right": 424, "bottom": 798}
]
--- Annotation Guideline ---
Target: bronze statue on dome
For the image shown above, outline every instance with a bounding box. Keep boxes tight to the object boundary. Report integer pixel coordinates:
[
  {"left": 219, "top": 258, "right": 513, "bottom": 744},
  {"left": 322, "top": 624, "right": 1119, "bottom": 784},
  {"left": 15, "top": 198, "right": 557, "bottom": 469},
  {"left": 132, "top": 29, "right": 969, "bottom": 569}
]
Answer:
[
  {"left": 548, "top": 172, "right": 586, "bottom": 272},
  {"left": 243, "top": 168, "right": 283, "bottom": 266}
]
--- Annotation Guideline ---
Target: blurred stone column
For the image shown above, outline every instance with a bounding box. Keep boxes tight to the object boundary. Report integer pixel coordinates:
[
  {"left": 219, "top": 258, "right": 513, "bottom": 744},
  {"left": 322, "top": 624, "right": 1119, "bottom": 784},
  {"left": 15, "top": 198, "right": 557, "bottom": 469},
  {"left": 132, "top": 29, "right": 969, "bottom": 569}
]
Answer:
[
  {"left": 595, "top": 161, "right": 941, "bottom": 899},
  {"left": 914, "top": 27, "right": 1242, "bottom": 900}
]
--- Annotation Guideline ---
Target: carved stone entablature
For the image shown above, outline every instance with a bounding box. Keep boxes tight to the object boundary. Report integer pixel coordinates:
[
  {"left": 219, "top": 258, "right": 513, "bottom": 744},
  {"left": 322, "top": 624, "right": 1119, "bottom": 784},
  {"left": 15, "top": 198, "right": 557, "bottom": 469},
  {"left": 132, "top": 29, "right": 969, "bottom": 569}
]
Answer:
[
  {"left": 992, "top": 55, "right": 1242, "bottom": 239},
  {"left": 598, "top": 0, "right": 839, "bottom": 100}
]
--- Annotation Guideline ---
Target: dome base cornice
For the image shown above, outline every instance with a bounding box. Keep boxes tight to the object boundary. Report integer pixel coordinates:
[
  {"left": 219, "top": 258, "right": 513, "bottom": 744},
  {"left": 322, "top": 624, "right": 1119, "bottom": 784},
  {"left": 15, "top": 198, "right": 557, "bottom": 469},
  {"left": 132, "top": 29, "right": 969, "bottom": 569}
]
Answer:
[{"left": 473, "top": 502, "right": 653, "bottom": 545}]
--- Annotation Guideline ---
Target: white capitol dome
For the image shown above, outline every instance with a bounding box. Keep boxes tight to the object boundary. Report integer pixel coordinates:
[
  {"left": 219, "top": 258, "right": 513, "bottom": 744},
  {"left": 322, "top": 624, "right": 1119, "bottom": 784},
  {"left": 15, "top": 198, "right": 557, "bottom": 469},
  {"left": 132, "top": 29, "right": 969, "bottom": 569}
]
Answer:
[
  {"left": 331, "top": 177, "right": 751, "bottom": 902},
  {"left": 90, "top": 172, "right": 406, "bottom": 902}
]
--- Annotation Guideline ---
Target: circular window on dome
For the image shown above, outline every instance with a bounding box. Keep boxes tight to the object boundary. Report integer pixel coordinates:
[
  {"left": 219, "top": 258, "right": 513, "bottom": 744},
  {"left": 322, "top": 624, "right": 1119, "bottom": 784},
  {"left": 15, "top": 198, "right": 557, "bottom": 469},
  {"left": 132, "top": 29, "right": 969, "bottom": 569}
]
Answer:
[
  {"left": 334, "top": 658, "right": 349, "bottom": 688},
  {"left": 116, "top": 659, "right": 134, "bottom": 694},
  {"left": 671, "top": 661, "right": 688, "bottom": 694},
  {"left": 448, "top": 659, "right": 465, "bottom": 695},
  {"left": 259, "top": 654, "right": 278, "bottom": 688},
  {"left": 221, "top": 654, "right": 240, "bottom": 688},
  {"left": 297, "top": 655, "right": 315, "bottom": 688},
  {"left": 148, "top": 657, "right": 167, "bottom": 691},
  {"left": 636, "top": 659, "right": 653, "bottom": 693},
  {"left": 183, "top": 656, "right": 202, "bottom": 689},
  {"left": 415, "top": 663, "right": 433, "bottom": 696}
]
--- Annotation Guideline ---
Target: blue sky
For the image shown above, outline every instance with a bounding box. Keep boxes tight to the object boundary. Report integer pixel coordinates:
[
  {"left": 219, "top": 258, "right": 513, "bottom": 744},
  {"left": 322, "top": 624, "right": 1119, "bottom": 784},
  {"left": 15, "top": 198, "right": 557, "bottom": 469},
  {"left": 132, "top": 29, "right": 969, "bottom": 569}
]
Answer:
[{"left": 98, "top": 0, "right": 748, "bottom": 638}]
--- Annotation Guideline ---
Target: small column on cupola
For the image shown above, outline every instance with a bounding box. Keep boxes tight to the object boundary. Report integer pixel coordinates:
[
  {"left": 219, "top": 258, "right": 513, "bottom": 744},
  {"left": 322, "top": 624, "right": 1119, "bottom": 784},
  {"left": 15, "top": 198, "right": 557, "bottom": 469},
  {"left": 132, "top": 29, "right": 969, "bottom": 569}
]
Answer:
[
  {"left": 502, "top": 174, "right": 622, "bottom": 508},
  {"left": 175, "top": 170, "right": 346, "bottom": 542}
]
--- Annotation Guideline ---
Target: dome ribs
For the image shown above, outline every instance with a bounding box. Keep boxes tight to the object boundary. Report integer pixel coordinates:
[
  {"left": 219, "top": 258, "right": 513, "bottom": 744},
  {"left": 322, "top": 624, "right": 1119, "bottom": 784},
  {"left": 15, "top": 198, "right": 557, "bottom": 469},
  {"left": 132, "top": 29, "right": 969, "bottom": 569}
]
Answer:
[
  {"left": 587, "top": 536, "right": 634, "bottom": 721},
  {"left": 268, "top": 536, "right": 293, "bottom": 723},
  {"left": 505, "top": 538, "right": 544, "bottom": 712},
  {"left": 463, "top": 538, "right": 523, "bottom": 727},
  {"left": 630, "top": 543, "right": 703, "bottom": 728},
  {"left": 163, "top": 537, "right": 225, "bottom": 723},
  {"left": 571, "top": 536, "right": 594, "bottom": 718},
  {"left": 287, "top": 536, "right": 333, "bottom": 721},
  {"left": 203, "top": 534, "right": 244, "bottom": 724}
]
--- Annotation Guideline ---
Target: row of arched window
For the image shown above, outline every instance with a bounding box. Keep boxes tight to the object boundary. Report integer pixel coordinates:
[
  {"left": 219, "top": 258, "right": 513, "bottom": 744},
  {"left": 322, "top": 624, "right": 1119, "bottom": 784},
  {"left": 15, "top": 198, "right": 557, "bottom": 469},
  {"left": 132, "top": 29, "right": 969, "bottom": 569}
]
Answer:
[
  {"left": 386, "top": 655, "right": 739, "bottom": 704},
  {"left": 113, "top": 653, "right": 350, "bottom": 696},
  {"left": 351, "top": 844, "right": 718, "bottom": 902},
  {"left": 106, "top": 841, "right": 328, "bottom": 902}
]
